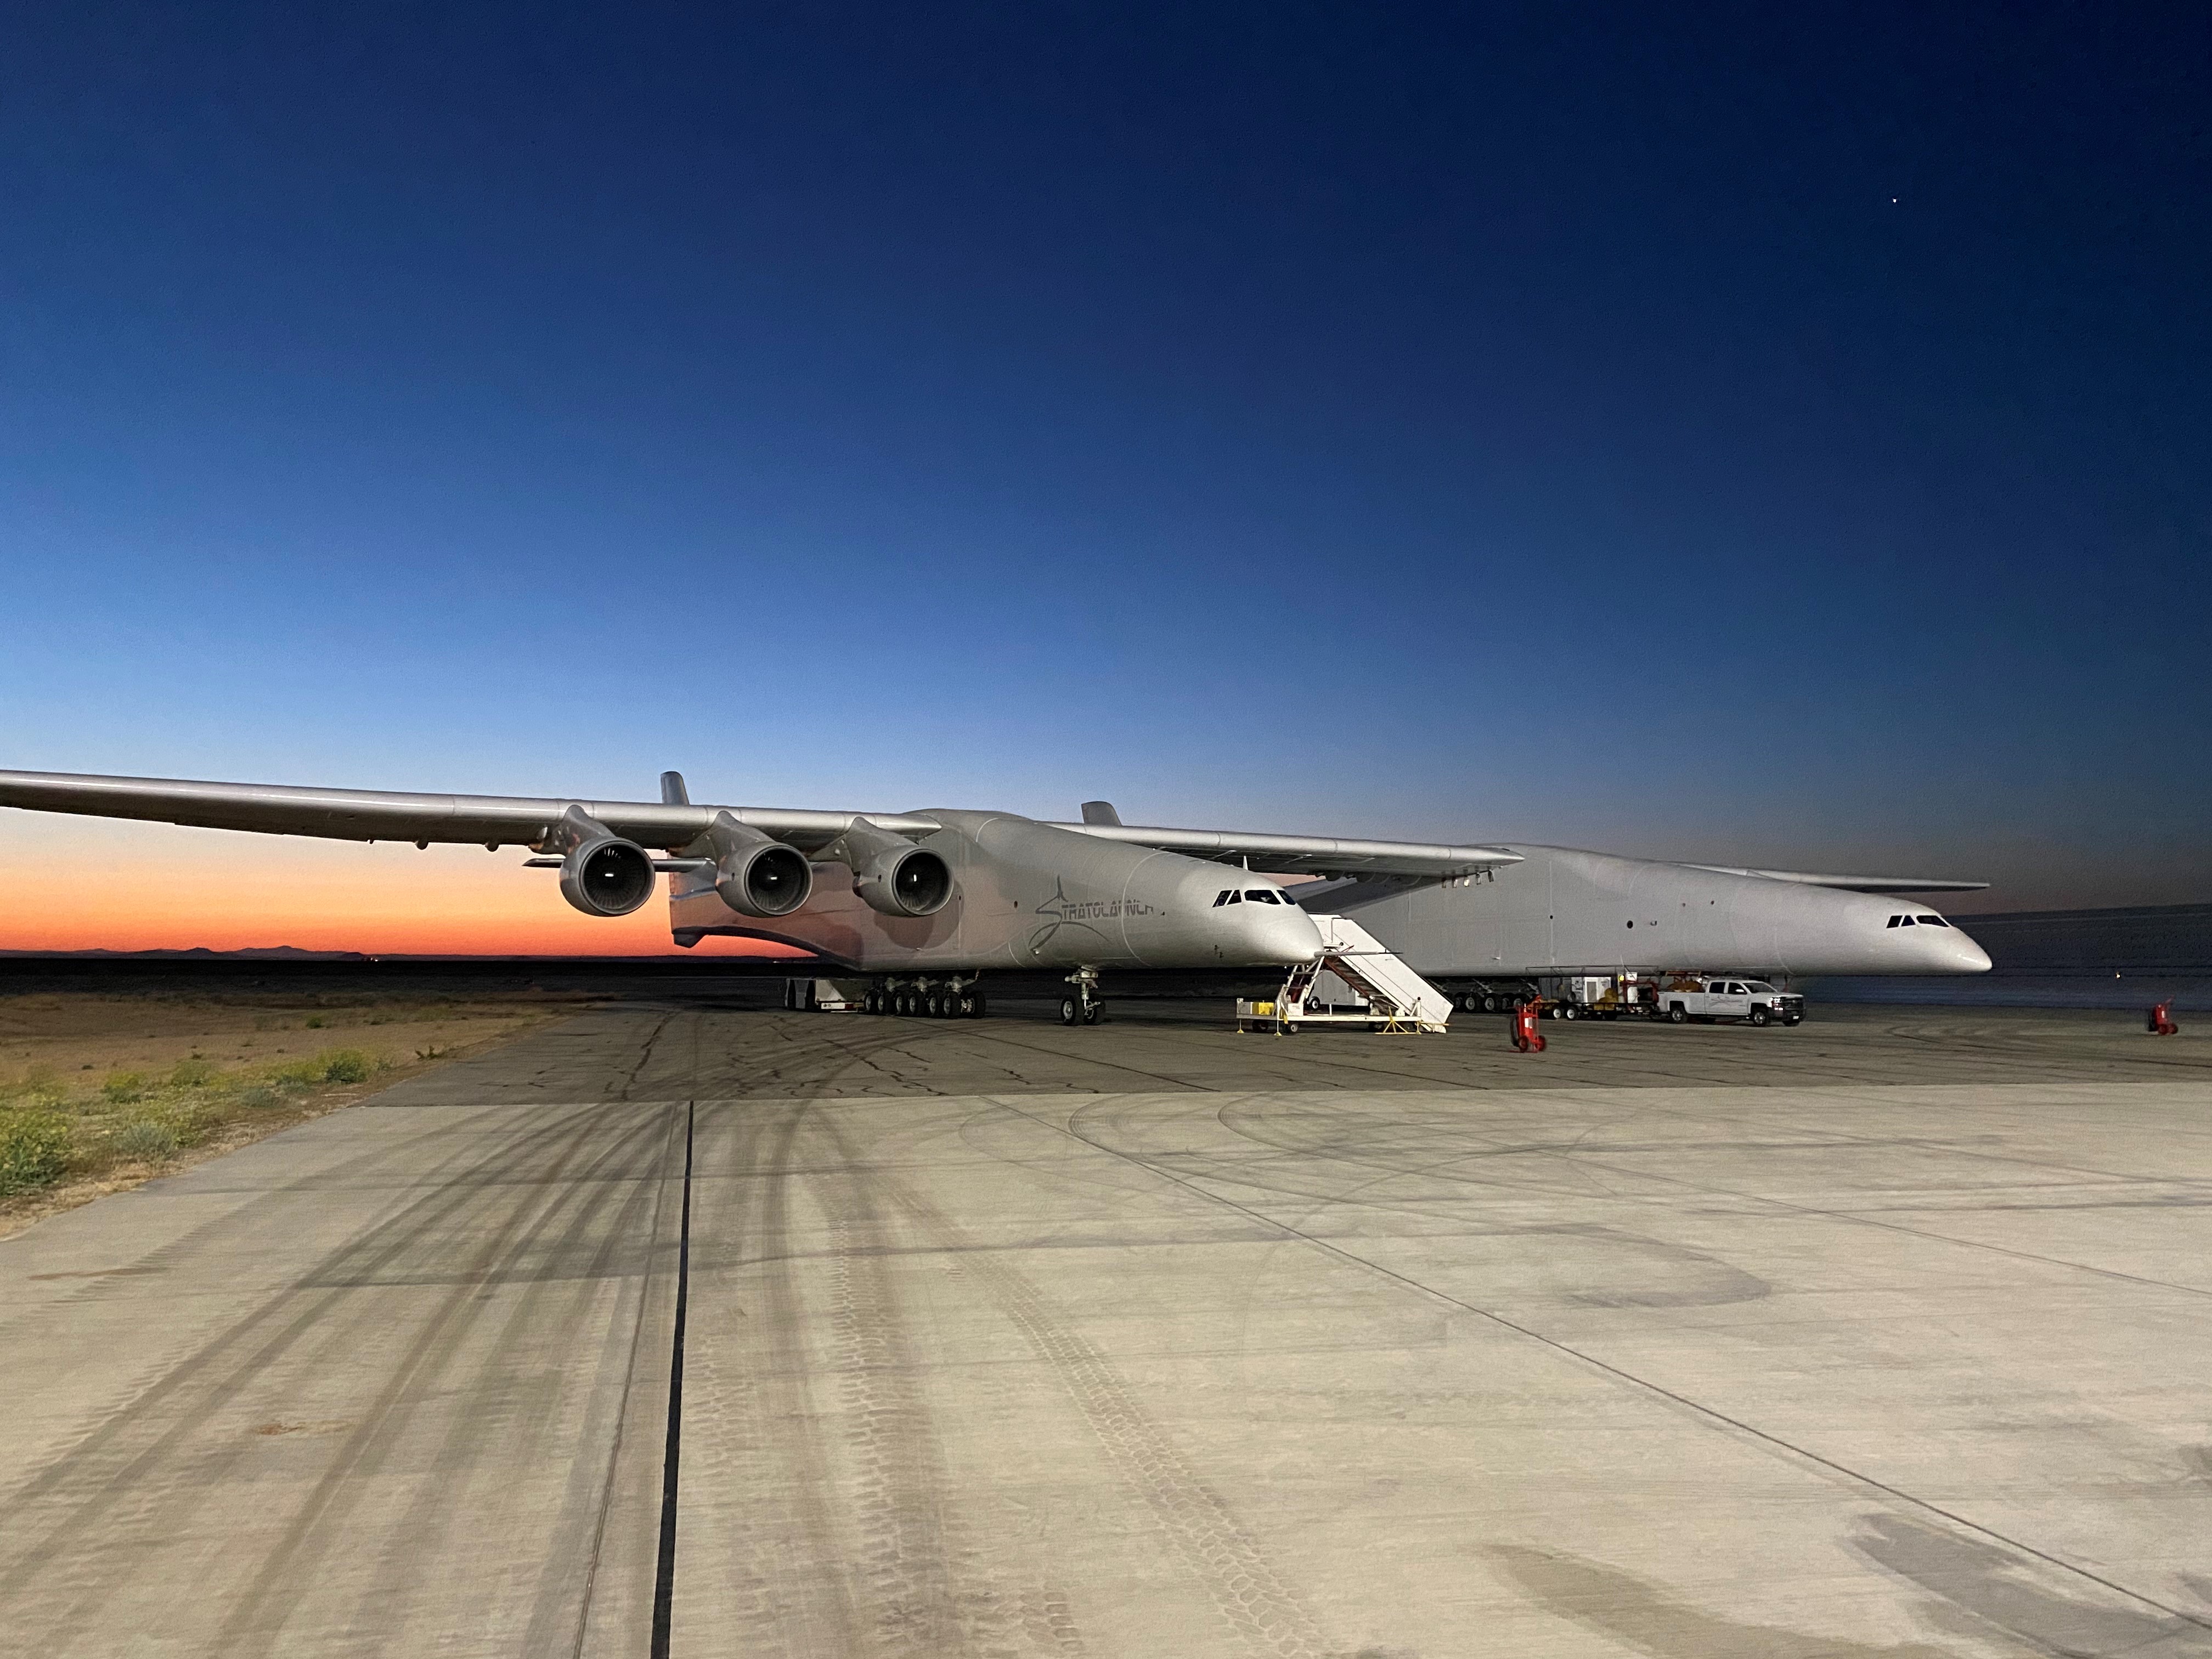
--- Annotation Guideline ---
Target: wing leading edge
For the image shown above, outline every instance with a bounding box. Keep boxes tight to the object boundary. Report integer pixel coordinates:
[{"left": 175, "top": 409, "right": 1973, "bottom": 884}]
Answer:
[
  {"left": 0, "top": 770, "right": 938, "bottom": 851},
  {"left": 1685, "top": 864, "right": 1989, "bottom": 895},
  {"left": 1051, "top": 820, "right": 1521, "bottom": 878}
]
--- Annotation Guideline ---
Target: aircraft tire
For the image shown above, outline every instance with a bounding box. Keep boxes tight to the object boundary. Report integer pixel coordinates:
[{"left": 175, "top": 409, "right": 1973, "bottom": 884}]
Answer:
[
  {"left": 966, "top": 995, "right": 985, "bottom": 1018},
  {"left": 1060, "top": 996, "right": 1080, "bottom": 1026},
  {"left": 1082, "top": 1003, "right": 1103, "bottom": 1025}
]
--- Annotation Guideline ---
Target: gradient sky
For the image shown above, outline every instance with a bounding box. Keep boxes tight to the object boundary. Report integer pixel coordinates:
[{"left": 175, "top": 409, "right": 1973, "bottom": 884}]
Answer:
[{"left": 3, "top": 3, "right": 2207, "bottom": 952}]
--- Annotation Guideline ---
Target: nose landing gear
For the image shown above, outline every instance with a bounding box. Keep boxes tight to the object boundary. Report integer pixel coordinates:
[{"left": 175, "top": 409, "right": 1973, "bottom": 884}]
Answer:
[{"left": 1060, "top": 967, "right": 1105, "bottom": 1026}]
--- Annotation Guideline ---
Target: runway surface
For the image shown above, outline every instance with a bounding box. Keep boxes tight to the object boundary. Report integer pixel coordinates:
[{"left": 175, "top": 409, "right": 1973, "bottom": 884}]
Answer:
[{"left": 3, "top": 1000, "right": 2210, "bottom": 1656}]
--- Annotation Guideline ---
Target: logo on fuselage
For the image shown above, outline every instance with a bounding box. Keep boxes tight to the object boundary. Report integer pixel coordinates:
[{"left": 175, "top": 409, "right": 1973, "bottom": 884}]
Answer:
[{"left": 1028, "top": 878, "right": 1155, "bottom": 953}]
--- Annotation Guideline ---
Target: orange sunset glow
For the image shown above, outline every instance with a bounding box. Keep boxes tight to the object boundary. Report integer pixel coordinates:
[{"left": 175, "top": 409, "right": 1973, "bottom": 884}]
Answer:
[{"left": 0, "top": 816, "right": 802, "bottom": 957}]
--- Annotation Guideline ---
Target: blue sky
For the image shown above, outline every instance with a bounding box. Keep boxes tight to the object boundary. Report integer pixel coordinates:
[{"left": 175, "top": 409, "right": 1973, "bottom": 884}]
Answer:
[{"left": 3, "top": 3, "right": 2207, "bottom": 920}]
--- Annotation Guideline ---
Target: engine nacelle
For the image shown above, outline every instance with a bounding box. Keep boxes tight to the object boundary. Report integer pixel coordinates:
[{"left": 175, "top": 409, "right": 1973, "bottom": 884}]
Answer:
[
  {"left": 834, "top": 821, "right": 954, "bottom": 917},
  {"left": 558, "top": 837, "right": 657, "bottom": 917},
  {"left": 706, "top": 812, "right": 812, "bottom": 918}
]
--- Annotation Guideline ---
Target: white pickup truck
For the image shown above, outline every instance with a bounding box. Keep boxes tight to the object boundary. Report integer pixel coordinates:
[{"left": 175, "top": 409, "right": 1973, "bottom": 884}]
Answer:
[{"left": 1661, "top": 978, "right": 1804, "bottom": 1027}]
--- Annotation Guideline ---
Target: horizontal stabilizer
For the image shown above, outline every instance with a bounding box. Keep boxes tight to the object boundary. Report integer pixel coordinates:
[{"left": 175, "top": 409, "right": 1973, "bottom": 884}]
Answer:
[{"left": 1687, "top": 865, "right": 1989, "bottom": 895}]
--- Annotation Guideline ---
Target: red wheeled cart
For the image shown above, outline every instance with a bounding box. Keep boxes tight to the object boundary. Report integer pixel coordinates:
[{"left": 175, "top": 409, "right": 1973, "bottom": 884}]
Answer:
[{"left": 1511, "top": 998, "right": 1548, "bottom": 1052}]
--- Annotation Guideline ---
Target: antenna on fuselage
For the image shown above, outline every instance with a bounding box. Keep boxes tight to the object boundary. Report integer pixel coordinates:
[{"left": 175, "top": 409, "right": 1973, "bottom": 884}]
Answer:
[
  {"left": 1080, "top": 800, "right": 1121, "bottom": 826},
  {"left": 660, "top": 771, "right": 691, "bottom": 806}
]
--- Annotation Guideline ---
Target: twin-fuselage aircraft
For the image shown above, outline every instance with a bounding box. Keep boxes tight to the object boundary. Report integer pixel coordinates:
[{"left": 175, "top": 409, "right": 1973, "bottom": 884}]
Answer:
[{"left": 0, "top": 769, "right": 1990, "bottom": 1020}]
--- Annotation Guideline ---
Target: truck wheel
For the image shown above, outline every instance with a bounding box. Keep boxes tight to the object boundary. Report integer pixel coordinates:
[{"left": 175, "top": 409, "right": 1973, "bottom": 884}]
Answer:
[
  {"left": 1750, "top": 1008, "right": 1771, "bottom": 1027},
  {"left": 1560, "top": 1004, "right": 1578, "bottom": 1020},
  {"left": 1284, "top": 1022, "right": 1301, "bottom": 1035},
  {"left": 1668, "top": 1005, "right": 1688, "bottom": 1024}
]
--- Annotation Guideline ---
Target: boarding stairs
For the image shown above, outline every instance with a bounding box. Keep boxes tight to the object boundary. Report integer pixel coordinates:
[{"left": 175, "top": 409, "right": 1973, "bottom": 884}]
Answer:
[{"left": 1242, "top": 915, "right": 1453, "bottom": 1034}]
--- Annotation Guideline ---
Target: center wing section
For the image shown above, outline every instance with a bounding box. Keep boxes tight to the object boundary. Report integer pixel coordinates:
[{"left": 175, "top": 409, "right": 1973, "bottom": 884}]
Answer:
[
  {"left": 1049, "top": 819, "right": 1520, "bottom": 878},
  {"left": 0, "top": 770, "right": 939, "bottom": 851}
]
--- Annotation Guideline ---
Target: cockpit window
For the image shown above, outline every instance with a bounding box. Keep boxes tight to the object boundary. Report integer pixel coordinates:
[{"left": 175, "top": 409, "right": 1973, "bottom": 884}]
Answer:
[
  {"left": 1915, "top": 915, "right": 1948, "bottom": 927},
  {"left": 1226, "top": 890, "right": 1243, "bottom": 904},
  {"left": 1244, "top": 889, "right": 1279, "bottom": 905},
  {"left": 1214, "top": 890, "right": 1232, "bottom": 906}
]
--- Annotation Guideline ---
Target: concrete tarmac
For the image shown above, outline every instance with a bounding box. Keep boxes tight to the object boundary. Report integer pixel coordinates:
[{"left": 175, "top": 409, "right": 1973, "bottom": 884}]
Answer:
[{"left": 3, "top": 1000, "right": 2209, "bottom": 1656}]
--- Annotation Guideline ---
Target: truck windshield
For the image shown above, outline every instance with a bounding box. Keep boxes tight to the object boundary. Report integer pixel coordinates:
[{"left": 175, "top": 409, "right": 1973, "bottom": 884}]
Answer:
[{"left": 1744, "top": 981, "right": 1776, "bottom": 994}]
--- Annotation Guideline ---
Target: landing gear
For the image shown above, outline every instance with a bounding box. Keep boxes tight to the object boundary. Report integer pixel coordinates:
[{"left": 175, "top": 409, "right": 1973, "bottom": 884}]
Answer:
[
  {"left": 871, "top": 974, "right": 986, "bottom": 1018},
  {"left": 1061, "top": 967, "right": 1105, "bottom": 1026}
]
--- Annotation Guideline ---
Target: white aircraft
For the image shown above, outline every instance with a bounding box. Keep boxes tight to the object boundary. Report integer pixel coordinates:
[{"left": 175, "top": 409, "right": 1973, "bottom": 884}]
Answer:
[{"left": 0, "top": 769, "right": 1989, "bottom": 1021}]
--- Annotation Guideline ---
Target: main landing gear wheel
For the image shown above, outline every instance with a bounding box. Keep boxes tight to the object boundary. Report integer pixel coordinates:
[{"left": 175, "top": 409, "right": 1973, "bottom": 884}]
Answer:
[
  {"left": 1060, "top": 996, "right": 1080, "bottom": 1026},
  {"left": 1082, "top": 1002, "right": 1103, "bottom": 1026}
]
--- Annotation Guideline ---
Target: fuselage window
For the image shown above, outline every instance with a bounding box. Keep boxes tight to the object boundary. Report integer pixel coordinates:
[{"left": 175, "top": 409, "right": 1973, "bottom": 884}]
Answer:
[
  {"left": 1915, "top": 915, "right": 1948, "bottom": 927},
  {"left": 1244, "top": 890, "right": 1279, "bottom": 905}
]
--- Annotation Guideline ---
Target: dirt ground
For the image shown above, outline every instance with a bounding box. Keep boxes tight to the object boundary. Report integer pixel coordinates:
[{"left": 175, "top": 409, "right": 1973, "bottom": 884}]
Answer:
[
  {"left": 0, "top": 986, "right": 586, "bottom": 1238},
  {"left": 0, "top": 989, "right": 561, "bottom": 1080}
]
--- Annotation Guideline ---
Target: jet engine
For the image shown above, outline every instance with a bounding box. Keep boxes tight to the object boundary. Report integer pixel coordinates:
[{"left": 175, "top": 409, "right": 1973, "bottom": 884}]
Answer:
[
  {"left": 557, "top": 836, "right": 657, "bottom": 917},
  {"left": 835, "top": 821, "right": 954, "bottom": 917},
  {"left": 706, "top": 812, "right": 813, "bottom": 918}
]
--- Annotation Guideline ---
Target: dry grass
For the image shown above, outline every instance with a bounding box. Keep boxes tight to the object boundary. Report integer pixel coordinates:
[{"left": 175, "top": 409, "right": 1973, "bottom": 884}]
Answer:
[{"left": 0, "top": 988, "right": 579, "bottom": 1239}]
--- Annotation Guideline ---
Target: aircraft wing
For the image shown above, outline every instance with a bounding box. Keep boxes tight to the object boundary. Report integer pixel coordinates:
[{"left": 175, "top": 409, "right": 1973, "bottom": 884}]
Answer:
[
  {"left": 1686, "top": 865, "right": 1989, "bottom": 894},
  {"left": 1051, "top": 821, "right": 1521, "bottom": 878},
  {"left": 0, "top": 770, "right": 939, "bottom": 851}
]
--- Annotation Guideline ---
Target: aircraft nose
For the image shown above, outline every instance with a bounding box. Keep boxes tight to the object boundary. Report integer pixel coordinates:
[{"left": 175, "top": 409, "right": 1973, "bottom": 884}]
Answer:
[
  {"left": 1942, "top": 923, "right": 1993, "bottom": 973},
  {"left": 1220, "top": 890, "right": 1323, "bottom": 964}
]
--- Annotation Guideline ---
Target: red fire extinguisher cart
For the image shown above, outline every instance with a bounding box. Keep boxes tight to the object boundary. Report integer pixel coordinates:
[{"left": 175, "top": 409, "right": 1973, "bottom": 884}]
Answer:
[{"left": 1512, "top": 997, "right": 1548, "bottom": 1052}]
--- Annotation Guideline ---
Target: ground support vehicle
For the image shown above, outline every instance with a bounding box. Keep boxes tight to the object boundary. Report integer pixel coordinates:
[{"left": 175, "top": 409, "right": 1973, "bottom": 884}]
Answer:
[
  {"left": 1656, "top": 976, "right": 1804, "bottom": 1026},
  {"left": 1237, "top": 915, "right": 1452, "bottom": 1035}
]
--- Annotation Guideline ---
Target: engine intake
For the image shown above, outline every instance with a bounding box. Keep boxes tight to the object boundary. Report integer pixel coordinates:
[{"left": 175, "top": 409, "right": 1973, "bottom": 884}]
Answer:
[
  {"left": 706, "top": 812, "right": 813, "bottom": 918},
  {"left": 857, "top": 845, "right": 953, "bottom": 917},
  {"left": 559, "top": 838, "right": 656, "bottom": 917},
  {"left": 833, "top": 820, "right": 955, "bottom": 917}
]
